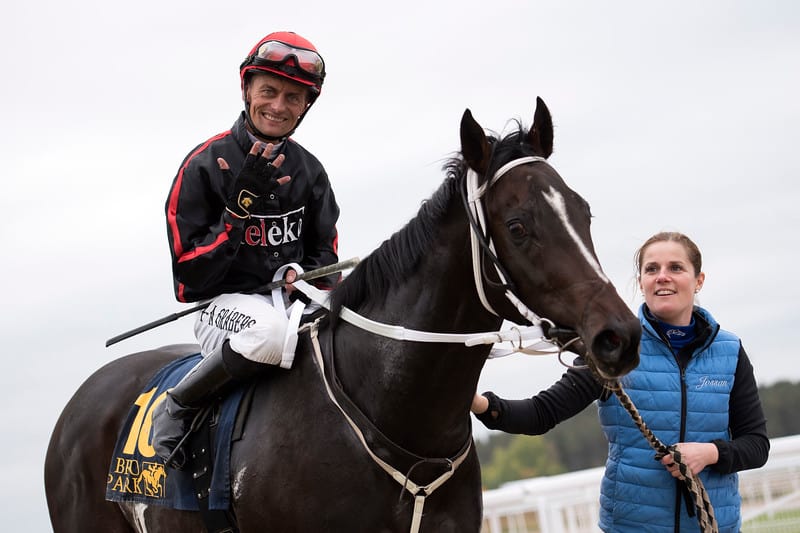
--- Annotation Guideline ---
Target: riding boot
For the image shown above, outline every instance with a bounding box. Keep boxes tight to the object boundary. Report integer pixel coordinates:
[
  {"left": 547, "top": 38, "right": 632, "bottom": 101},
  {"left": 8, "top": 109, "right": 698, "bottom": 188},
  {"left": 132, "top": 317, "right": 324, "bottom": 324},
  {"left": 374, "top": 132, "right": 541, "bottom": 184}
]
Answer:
[{"left": 151, "top": 343, "right": 235, "bottom": 469}]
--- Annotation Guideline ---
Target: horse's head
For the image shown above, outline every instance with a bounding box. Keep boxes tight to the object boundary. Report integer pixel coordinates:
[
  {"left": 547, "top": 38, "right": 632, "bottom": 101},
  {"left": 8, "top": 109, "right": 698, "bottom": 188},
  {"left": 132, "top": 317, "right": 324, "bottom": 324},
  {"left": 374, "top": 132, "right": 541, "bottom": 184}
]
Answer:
[{"left": 459, "top": 97, "right": 640, "bottom": 379}]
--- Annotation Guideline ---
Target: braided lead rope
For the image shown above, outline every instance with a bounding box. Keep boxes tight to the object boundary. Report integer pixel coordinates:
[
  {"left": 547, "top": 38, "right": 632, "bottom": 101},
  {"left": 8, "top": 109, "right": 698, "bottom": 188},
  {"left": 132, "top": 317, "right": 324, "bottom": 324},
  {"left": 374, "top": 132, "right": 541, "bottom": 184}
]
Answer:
[{"left": 609, "top": 382, "right": 718, "bottom": 533}]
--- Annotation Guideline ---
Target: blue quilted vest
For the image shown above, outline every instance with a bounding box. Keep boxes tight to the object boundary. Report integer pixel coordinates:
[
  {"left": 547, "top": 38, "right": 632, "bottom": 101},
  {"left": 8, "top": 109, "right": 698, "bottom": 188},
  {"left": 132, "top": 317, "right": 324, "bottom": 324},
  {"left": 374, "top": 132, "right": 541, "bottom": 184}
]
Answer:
[{"left": 597, "top": 305, "right": 741, "bottom": 532}]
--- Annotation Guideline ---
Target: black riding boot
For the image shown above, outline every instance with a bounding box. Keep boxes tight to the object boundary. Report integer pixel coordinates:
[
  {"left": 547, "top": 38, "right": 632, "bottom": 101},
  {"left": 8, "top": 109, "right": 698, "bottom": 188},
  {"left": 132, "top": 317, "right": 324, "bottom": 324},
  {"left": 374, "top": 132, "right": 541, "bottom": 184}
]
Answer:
[{"left": 151, "top": 343, "right": 235, "bottom": 469}]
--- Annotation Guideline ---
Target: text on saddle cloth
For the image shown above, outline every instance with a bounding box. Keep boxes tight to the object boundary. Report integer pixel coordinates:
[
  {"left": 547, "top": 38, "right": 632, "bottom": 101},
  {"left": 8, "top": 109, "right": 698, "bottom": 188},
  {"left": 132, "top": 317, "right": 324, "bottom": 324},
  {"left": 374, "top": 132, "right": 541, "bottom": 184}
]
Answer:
[{"left": 105, "top": 353, "right": 246, "bottom": 511}]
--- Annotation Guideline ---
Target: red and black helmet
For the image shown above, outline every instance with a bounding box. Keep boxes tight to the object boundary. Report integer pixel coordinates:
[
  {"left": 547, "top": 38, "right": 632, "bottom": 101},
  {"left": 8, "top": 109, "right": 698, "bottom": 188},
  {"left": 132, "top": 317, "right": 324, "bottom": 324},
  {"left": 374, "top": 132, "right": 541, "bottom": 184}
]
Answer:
[{"left": 239, "top": 31, "right": 325, "bottom": 98}]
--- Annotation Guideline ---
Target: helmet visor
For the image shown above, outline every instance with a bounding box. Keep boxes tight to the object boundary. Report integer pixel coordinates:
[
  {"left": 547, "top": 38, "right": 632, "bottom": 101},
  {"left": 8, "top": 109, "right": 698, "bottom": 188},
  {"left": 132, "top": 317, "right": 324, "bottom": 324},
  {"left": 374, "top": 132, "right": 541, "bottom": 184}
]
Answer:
[{"left": 253, "top": 40, "right": 325, "bottom": 78}]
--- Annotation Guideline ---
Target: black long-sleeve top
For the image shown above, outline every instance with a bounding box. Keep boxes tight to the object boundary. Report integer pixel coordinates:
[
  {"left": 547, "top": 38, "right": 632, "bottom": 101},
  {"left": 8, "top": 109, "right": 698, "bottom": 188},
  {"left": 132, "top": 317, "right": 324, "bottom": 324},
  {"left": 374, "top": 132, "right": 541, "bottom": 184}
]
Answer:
[
  {"left": 477, "top": 310, "right": 769, "bottom": 475},
  {"left": 165, "top": 113, "right": 340, "bottom": 302}
]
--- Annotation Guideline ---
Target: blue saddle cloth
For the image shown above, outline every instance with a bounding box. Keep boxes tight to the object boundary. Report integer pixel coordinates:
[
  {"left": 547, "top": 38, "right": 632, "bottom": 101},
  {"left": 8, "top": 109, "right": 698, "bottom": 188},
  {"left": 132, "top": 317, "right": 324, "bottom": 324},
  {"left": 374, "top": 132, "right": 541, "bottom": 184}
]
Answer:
[{"left": 104, "top": 353, "right": 245, "bottom": 510}]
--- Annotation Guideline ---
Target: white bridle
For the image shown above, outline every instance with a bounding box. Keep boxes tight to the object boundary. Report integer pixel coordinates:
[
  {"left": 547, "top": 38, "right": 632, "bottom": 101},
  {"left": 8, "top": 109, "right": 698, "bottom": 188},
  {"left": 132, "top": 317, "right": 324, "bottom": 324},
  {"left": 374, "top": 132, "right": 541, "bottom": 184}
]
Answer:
[
  {"left": 284, "top": 156, "right": 582, "bottom": 359},
  {"left": 272, "top": 157, "right": 586, "bottom": 533}
]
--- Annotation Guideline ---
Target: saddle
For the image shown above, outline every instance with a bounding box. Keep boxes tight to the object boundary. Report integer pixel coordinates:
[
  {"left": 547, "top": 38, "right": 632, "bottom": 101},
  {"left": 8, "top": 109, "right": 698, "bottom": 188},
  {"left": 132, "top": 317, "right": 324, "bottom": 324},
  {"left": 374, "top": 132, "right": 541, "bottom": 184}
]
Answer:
[{"left": 105, "top": 354, "right": 250, "bottom": 515}]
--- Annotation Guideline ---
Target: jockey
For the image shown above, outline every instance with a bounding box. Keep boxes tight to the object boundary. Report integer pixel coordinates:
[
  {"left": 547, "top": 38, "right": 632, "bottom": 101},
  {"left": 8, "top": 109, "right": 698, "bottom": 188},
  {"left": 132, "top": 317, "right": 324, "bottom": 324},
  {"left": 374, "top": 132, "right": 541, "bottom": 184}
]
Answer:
[{"left": 152, "top": 31, "right": 340, "bottom": 468}]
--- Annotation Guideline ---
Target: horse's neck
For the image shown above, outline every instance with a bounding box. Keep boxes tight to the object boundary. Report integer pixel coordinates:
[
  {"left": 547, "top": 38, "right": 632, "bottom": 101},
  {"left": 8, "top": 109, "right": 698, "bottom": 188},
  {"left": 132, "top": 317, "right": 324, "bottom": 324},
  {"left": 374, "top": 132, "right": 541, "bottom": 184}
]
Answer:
[{"left": 334, "top": 223, "right": 501, "bottom": 455}]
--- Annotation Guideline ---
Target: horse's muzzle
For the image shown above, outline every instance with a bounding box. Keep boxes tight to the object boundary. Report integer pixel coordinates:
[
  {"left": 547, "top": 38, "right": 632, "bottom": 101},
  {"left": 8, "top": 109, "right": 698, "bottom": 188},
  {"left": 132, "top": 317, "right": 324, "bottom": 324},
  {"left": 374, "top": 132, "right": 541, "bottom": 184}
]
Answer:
[{"left": 587, "top": 319, "right": 641, "bottom": 379}]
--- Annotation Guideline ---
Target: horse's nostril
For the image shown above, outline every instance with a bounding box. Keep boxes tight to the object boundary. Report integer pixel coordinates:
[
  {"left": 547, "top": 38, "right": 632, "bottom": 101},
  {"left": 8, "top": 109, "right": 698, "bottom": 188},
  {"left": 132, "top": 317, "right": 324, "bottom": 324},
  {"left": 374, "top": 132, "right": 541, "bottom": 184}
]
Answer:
[
  {"left": 595, "top": 330, "right": 623, "bottom": 353},
  {"left": 589, "top": 325, "right": 641, "bottom": 379}
]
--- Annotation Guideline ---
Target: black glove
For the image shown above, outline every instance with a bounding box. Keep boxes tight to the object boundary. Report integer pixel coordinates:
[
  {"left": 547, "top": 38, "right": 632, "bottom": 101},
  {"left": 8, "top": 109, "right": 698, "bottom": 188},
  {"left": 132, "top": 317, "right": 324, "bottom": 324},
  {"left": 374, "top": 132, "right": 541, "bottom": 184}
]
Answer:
[{"left": 224, "top": 149, "right": 285, "bottom": 219}]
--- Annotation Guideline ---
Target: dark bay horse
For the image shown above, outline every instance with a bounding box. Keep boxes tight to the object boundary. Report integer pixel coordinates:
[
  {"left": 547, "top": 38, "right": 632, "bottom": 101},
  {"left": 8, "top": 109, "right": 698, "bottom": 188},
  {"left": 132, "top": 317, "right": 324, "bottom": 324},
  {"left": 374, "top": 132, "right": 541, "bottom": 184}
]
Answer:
[{"left": 45, "top": 97, "right": 641, "bottom": 532}]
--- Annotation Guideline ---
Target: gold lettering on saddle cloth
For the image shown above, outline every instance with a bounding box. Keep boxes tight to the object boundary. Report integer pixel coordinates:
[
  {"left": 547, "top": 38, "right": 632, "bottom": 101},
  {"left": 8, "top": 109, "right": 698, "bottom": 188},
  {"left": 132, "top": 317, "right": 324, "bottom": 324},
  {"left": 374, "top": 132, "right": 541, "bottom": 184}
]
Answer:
[
  {"left": 107, "top": 386, "right": 168, "bottom": 499},
  {"left": 107, "top": 459, "right": 166, "bottom": 498}
]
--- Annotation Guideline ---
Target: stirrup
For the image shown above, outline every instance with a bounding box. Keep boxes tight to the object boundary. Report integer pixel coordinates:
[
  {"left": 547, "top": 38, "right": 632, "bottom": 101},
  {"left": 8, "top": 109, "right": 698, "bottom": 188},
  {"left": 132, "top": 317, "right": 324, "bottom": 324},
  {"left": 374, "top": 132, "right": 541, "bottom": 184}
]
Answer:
[{"left": 163, "top": 405, "right": 212, "bottom": 469}]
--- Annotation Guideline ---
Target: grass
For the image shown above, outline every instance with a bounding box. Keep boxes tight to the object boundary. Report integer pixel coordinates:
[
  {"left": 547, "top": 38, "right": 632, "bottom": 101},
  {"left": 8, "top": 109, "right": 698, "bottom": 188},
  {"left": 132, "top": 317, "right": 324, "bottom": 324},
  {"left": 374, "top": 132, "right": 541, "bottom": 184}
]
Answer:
[{"left": 743, "top": 507, "right": 800, "bottom": 532}]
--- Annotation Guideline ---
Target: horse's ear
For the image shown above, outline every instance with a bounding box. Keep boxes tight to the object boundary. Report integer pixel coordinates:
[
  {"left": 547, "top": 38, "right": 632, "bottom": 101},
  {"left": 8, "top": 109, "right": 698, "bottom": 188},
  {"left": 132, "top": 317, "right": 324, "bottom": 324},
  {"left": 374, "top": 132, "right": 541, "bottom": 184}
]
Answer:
[
  {"left": 460, "top": 109, "right": 491, "bottom": 175},
  {"left": 526, "top": 96, "right": 554, "bottom": 158}
]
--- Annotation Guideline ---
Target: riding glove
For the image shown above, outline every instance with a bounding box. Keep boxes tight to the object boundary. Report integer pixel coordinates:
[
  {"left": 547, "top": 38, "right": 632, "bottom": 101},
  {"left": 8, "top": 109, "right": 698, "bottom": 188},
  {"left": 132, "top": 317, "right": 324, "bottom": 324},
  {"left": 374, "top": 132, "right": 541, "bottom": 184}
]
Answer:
[{"left": 224, "top": 149, "right": 285, "bottom": 219}]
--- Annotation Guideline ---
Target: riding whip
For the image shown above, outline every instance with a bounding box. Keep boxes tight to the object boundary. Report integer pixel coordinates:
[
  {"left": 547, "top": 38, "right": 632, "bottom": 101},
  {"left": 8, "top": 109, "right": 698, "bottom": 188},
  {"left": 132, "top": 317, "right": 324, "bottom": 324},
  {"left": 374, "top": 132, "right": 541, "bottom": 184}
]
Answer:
[{"left": 105, "top": 257, "right": 360, "bottom": 347}]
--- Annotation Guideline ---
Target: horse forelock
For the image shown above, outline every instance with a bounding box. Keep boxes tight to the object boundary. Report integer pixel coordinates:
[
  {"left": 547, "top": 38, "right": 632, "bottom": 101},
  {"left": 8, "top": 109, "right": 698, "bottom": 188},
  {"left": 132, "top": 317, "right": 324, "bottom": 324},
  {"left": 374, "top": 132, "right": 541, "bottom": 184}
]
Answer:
[{"left": 489, "top": 121, "right": 542, "bottom": 171}]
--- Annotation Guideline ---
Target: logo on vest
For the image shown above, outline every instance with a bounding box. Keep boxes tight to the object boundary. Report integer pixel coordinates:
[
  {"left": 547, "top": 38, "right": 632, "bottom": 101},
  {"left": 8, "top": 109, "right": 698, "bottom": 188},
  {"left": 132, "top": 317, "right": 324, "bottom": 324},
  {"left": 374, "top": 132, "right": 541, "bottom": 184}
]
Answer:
[
  {"left": 696, "top": 376, "right": 729, "bottom": 390},
  {"left": 243, "top": 207, "right": 304, "bottom": 247}
]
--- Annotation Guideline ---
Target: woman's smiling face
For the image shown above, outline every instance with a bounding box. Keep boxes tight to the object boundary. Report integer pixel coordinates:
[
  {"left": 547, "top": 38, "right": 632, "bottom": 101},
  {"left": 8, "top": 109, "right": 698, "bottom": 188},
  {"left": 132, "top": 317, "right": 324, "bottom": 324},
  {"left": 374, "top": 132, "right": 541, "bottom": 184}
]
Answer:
[{"left": 638, "top": 240, "right": 705, "bottom": 326}]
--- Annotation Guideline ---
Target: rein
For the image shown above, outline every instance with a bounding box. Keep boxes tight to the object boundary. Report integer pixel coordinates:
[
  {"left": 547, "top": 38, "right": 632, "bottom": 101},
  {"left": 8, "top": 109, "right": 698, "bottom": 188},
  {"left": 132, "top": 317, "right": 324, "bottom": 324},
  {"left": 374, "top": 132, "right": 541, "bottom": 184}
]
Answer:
[
  {"left": 292, "top": 156, "right": 577, "bottom": 358},
  {"left": 609, "top": 381, "right": 718, "bottom": 533},
  {"left": 282, "top": 157, "right": 576, "bottom": 359}
]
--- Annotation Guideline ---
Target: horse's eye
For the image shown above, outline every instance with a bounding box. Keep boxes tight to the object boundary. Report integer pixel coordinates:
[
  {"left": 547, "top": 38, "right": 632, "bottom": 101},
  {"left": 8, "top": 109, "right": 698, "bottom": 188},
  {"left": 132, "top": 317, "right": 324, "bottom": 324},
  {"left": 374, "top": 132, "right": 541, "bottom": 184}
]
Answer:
[{"left": 507, "top": 220, "right": 527, "bottom": 239}]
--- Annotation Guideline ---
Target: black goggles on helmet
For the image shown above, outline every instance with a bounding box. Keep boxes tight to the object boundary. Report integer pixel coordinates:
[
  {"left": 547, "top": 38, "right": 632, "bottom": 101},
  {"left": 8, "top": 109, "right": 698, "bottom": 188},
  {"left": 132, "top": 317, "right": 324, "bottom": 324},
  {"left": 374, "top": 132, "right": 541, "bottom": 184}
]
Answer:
[{"left": 249, "top": 40, "right": 325, "bottom": 79}]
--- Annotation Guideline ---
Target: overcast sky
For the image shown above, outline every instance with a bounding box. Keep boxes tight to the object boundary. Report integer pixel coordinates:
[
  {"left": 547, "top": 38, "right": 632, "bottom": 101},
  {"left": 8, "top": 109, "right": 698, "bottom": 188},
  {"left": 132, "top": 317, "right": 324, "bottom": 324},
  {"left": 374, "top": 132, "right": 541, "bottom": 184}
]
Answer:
[{"left": 3, "top": 1, "right": 799, "bottom": 530}]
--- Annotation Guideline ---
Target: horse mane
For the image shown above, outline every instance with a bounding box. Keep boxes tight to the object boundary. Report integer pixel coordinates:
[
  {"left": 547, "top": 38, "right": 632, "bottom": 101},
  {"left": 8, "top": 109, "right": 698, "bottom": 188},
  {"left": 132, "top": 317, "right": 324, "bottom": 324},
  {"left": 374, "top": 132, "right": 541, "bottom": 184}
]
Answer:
[
  {"left": 328, "top": 163, "right": 461, "bottom": 320},
  {"left": 329, "top": 120, "right": 531, "bottom": 320}
]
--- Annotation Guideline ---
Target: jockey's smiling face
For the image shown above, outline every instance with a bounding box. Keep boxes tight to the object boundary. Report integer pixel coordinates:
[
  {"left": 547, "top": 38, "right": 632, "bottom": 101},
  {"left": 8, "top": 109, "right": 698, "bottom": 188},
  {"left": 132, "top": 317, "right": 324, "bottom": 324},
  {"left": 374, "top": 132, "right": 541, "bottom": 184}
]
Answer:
[{"left": 244, "top": 72, "right": 309, "bottom": 140}]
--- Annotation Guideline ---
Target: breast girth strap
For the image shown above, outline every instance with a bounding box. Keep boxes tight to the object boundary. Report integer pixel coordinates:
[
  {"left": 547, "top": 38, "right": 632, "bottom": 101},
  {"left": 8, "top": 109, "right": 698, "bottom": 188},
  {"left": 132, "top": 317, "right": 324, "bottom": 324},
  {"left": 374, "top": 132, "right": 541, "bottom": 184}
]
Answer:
[{"left": 302, "top": 319, "right": 472, "bottom": 533}]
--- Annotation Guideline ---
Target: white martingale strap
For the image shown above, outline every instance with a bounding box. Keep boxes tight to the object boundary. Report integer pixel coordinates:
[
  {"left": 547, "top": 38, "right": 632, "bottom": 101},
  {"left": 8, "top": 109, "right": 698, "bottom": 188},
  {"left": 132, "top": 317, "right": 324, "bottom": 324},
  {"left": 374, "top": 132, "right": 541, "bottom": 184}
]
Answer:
[
  {"left": 292, "top": 281, "right": 560, "bottom": 358},
  {"left": 305, "top": 321, "right": 471, "bottom": 533}
]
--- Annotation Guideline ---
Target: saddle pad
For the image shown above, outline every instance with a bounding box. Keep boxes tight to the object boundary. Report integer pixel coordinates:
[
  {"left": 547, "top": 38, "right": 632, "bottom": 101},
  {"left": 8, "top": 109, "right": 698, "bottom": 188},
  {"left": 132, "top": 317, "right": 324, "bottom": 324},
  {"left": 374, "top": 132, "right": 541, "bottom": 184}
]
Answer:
[{"left": 105, "top": 353, "right": 245, "bottom": 510}]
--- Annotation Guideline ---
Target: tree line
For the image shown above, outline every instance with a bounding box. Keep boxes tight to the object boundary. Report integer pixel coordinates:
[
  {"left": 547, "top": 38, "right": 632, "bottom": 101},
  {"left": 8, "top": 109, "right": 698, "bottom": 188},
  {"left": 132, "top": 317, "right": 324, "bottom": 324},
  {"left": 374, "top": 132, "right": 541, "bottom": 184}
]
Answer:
[{"left": 475, "top": 379, "right": 800, "bottom": 490}]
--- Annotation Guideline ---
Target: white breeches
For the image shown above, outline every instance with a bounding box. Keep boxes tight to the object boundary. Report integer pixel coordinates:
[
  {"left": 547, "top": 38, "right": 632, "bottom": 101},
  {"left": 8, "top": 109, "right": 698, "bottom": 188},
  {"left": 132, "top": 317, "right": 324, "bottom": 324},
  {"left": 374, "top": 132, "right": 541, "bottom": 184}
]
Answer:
[{"left": 194, "top": 292, "right": 306, "bottom": 369}]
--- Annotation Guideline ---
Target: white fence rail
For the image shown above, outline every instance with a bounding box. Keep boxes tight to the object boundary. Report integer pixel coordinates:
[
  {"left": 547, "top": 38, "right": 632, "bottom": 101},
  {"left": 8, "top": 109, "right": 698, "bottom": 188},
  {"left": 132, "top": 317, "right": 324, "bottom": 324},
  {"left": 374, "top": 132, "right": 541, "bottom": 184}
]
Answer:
[{"left": 481, "top": 434, "right": 800, "bottom": 533}]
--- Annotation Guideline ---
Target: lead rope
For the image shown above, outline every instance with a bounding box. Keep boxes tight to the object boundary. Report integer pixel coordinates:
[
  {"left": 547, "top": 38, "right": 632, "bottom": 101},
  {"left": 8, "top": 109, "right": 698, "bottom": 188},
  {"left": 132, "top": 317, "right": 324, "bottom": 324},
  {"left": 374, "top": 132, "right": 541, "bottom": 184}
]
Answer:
[{"left": 609, "top": 381, "right": 718, "bottom": 533}]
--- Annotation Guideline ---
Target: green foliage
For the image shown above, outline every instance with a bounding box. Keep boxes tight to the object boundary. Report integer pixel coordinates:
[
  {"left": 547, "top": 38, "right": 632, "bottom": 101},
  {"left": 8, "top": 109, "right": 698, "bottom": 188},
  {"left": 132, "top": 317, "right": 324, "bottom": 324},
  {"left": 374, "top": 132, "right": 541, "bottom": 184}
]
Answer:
[
  {"left": 757, "top": 380, "right": 800, "bottom": 438},
  {"left": 475, "top": 431, "right": 513, "bottom": 466},
  {"left": 480, "top": 434, "right": 564, "bottom": 489},
  {"left": 542, "top": 403, "right": 607, "bottom": 471},
  {"left": 476, "top": 403, "right": 605, "bottom": 489},
  {"left": 475, "top": 380, "right": 800, "bottom": 489}
]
